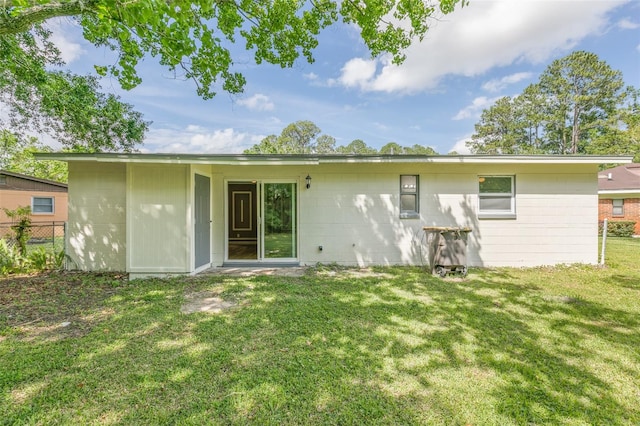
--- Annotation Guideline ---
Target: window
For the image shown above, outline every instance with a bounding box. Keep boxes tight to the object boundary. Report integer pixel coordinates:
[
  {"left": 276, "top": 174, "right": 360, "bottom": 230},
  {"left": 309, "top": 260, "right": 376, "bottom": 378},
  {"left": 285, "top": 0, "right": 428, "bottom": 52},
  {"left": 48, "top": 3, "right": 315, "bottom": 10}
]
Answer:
[
  {"left": 478, "top": 175, "right": 515, "bottom": 218},
  {"left": 612, "top": 199, "right": 624, "bottom": 216},
  {"left": 0, "top": 175, "right": 6, "bottom": 185},
  {"left": 400, "top": 175, "right": 419, "bottom": 218},
  {"left": 32, "top": 197, "right": 54, "bottom": 214}
]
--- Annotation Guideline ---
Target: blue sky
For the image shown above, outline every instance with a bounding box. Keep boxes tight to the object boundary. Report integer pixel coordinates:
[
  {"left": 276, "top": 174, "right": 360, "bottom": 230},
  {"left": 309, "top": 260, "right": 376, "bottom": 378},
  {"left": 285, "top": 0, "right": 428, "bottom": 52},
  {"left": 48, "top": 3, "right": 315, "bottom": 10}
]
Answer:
[{"left": 47, "top": 0, "right": 640, "bottom": 154}]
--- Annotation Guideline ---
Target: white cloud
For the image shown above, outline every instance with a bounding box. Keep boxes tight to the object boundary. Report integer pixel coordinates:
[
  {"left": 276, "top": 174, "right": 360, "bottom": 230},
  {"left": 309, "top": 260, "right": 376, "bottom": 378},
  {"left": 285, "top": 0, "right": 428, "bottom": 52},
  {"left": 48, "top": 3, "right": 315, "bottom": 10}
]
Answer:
[
  {"left": 482, "top": 72, "right": 533, "bottom": 92},
  {"left": 617, "top": 18, "right": 640, "bottom": 29},
  {"left": 303, "top": 72, "right": 318, "bottom": 81},
  {"left": 452, "top": 96, "right": 502, "bottom": 120},
  {"left": 337, "top": 58, "right": 378, "bottom": 90},
  {"left": 142, "top": 126, "right": 264, "bottom": 154},
  {"left": 450, "top": 135, "right": 473, "bottom": 154},
  {"left": 334, "top": 0, "right": 627, "bottom": 94},
  {"left": 237, "top": 93, "right": 275, "bottom": 111},
  {"left": 373, "top": 122, "right": 390, "bottom": 131},
  {"left": 46, "top": 19, "right": 84, "bottom": 64}
]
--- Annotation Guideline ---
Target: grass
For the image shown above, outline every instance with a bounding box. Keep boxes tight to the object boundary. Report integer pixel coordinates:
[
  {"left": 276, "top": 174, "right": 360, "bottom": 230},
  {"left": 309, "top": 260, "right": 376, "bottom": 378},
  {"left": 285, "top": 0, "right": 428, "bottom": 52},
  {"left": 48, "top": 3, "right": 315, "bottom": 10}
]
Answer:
[
  {"left": 264, "top": 232, "right": 294, "bottom": 258},
  {"left": 1, "top": 238, "right": 639, "bottom": 425}
]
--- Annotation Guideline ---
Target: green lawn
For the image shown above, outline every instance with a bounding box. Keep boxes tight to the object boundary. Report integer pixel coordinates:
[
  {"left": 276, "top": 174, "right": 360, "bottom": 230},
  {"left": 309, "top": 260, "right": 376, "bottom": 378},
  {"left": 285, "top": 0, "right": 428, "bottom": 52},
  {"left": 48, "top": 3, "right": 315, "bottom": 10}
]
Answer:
[{"left": 1, "top": 238, "right": 639, "bottom": 425}]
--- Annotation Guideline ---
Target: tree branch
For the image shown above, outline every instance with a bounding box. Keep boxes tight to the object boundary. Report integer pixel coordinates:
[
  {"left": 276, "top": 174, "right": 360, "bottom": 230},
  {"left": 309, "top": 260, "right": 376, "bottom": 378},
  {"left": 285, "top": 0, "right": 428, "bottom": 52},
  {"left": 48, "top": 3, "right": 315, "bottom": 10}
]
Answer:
[{"left": 0, "top": 0, "right": 99, "bottom": 35}]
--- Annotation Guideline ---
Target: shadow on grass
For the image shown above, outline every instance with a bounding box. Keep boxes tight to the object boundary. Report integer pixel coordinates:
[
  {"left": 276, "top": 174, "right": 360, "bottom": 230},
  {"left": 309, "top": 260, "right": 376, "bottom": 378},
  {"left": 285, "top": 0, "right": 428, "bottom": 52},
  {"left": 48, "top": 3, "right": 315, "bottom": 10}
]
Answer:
[{"left": 1, "top": 268, "right": 639, "bottom": 424}]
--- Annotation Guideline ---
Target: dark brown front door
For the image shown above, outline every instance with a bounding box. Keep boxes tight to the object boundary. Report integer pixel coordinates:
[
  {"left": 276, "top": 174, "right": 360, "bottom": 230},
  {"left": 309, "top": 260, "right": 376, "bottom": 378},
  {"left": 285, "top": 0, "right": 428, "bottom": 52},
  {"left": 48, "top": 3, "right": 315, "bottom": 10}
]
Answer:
[{"left": 228, "top": 183, "right": 257, "bottom": 260}]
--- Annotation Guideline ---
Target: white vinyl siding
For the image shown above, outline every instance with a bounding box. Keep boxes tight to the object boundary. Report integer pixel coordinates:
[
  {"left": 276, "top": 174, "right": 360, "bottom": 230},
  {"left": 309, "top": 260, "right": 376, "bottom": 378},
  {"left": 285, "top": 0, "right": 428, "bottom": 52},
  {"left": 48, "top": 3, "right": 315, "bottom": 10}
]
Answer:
[
  {"left": 127, "top": 164, "right": 190, "bottom": 274},
  {"left": 66, "top": 162, "right": 126, "bottom": 271}
]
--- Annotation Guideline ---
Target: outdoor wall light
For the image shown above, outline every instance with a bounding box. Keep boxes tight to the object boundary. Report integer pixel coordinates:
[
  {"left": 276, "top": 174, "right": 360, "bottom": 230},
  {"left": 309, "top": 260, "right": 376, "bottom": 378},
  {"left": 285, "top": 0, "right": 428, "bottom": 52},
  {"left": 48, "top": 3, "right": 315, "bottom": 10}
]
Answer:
[{"left": 306, "top": 174, "right": 312, "bottom": 189}]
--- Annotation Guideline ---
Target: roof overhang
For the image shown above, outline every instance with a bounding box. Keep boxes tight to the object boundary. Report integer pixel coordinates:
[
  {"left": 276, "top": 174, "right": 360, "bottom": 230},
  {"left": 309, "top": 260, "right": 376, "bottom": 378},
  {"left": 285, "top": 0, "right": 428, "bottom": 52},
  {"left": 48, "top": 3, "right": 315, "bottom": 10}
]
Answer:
[
  {"left": 0, "top": 169, "right": 68, "bottom": 187},
  {"left": 34, "top": 153, "right": 634, "bottom": 166},
  {"left": 598, "top": 190, "right": 640, "bottom": 197}
]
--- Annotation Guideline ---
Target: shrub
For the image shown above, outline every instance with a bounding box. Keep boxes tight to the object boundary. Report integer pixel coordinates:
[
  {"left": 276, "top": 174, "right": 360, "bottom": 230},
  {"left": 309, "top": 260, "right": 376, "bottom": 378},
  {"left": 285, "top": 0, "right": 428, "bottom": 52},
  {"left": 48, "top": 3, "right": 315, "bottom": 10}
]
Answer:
[
  {"left": 2, "top": 206, "right": 32, "bottom": 257},
  {"left": 0, "top": 239, "right": 21, "bottom": 275},
  {"left": 28, "top": 247, "right": 50, "bottom": 270},
  {"left": 53, "top": 249, "right": 66, "bottom": 270},
  {"left": 599, "top": 220, "right": 636, "bottom": 237}
]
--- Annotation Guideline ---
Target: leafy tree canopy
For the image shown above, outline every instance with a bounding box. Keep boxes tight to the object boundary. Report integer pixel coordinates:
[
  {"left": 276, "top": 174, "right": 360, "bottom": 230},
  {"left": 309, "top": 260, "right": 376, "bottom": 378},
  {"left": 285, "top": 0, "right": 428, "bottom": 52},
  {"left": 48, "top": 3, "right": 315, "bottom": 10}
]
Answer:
[
  {"left": 0, "top": 130, "right": 68, "bottom": 182},
  {"left": 467, "top": 51, "right": 637, "bottom": 159},
  {"left": 244, "top": 120, "right": 438, "bottom": 155},
  {"left": 1, "top": 0, "right": 466, "bottom": 99},
  {"left": 1, "top": 25, "right": 149, "bottom": 152}
]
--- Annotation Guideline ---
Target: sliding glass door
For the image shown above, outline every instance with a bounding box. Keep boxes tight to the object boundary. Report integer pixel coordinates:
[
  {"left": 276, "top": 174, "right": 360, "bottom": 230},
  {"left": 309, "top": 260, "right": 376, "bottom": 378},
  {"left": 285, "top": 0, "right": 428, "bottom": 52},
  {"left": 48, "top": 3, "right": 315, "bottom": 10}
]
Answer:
[
  {"left": 226, "top": 181, "right": 297, "bottom": 262},
  {"left": 262, "top": 182, "right": 297, "bottom": 260}
]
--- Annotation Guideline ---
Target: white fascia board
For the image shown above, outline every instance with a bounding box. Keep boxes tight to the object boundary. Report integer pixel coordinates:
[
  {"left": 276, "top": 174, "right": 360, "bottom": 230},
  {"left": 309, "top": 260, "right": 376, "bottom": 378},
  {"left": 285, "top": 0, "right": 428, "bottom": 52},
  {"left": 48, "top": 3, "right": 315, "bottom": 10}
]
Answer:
[
  {"left": 34, "top": 153, "right": 633, "bottom": 165},
  {"left": 598, "top": 190, "right": 640, "bottom": 197},
  {"left": 34, "top": 153, "right": 320, "bottom": 166},
  {"left": 317, "top": 155, "right": 634, "bottom": 164}
]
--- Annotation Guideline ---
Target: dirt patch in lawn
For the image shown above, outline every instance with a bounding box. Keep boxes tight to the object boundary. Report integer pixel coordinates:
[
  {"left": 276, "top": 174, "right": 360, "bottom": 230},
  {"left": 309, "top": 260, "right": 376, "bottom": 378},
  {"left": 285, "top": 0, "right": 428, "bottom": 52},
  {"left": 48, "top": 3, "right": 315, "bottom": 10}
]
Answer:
[
  {"left": 181, "top": 290, "right": 240, "bottom": 314},
  {"left": 0, "top": 271, "right": 126, "bottom": 342}
]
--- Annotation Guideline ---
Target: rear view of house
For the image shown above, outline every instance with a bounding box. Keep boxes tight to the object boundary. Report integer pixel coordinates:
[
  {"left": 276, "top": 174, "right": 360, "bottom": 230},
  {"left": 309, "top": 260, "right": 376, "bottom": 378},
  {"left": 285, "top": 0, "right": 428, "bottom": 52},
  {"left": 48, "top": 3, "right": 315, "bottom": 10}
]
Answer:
[
  {"left": 36, "top": 153, "right": 632, "bottom": 279},
  {"left": 598, "top": 163, "right": 640, "bottom": 236}
]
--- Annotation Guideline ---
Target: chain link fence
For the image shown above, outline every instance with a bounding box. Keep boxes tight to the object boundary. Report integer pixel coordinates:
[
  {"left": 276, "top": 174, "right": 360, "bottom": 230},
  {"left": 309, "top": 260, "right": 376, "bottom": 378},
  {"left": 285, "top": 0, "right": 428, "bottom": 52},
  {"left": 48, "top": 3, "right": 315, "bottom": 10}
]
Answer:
[{"left": 0, "top": 221, "right": 66, "bottom": 255}]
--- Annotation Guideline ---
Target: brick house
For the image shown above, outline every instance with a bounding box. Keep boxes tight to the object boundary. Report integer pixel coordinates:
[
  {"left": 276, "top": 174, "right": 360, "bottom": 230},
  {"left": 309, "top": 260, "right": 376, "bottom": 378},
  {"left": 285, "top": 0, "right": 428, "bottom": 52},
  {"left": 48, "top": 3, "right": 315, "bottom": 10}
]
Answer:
[{"left": 598, "top": 164, "right": 640, "bottom": 235}]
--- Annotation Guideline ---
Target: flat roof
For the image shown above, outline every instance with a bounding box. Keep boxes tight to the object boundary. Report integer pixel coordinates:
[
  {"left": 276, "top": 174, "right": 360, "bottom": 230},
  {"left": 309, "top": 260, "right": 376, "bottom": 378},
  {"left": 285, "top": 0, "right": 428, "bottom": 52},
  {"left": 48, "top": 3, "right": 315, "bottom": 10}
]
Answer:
[{"left": 35, "top": 152, "right": 634, "bottom": 165}]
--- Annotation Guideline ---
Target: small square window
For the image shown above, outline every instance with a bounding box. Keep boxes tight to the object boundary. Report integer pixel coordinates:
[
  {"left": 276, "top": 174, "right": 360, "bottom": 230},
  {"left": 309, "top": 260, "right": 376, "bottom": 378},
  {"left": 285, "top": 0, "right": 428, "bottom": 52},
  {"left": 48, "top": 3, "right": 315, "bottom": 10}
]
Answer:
[
  {"left": 478, "top": 175, "right": 515, "bottom": 219},
  {"left": 612, "top": 199, "right": 624, "bottom": 216},
  {"left": 400, "top": 175, "right": 419, "bottom": 219},
  {"left": 32, "top": 197, "right": 54, "bottom": 214}
]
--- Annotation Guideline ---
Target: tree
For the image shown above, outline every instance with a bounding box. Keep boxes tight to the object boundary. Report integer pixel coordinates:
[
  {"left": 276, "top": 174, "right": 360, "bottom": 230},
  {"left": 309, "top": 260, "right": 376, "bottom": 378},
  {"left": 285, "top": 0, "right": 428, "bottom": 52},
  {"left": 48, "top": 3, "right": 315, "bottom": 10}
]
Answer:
[
  {"left": 247, "top": 121, "right": 442, "bottom": 155},
  {"left": 467, "top": 51, "right": 633, "bottom": 156},
  {"left": 315, "top": 134, "right": 337, "bottom": 154},
  {"left": 0, "top": 131, "right": 68, "bottom": 182},
  {"left": 336, "top": 139, "right": 377, "bottom": 154},
  {"left": 379, "top": 142, "right": 405, "bottom": 155},
  {"left": 244, "top": 121, "right": 332, "bottom": 154},
  {"left": 404, "top": 144, "right": 438, "bottom": 155},
  {"left": 467, "top": 96, "right": 528, "bottom": 154},
  {"left": 1, "top": 0, "right": 466, "bottom": 99},
  {"left": 538, "top": 51, "right": 625, "bottom": 154},
  {"left": 1, "top": 28, "right": 150, "bottom": 152},
  {"left": 586, "top": 87, "right": 640, "bottom": 162}
]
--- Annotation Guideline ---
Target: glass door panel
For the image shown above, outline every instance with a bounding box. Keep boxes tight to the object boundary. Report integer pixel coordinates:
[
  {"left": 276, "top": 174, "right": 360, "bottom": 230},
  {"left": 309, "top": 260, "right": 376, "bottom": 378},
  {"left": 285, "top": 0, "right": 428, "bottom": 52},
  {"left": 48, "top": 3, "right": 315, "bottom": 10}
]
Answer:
[{"left": 263, "top": 183, "right": 296, "bottom": 259}]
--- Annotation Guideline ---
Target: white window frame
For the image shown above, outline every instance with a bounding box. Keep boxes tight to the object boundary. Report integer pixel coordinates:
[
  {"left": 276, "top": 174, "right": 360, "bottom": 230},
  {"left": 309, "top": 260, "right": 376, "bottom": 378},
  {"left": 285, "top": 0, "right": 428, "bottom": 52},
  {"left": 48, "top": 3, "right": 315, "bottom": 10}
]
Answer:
[
  {"left": 612, "top": 199, "right": 624, "bottom": 217},
  {"left": 400, "top": 175, "right": 419, "bottom": 219},
  {"left": 478, "top": 175, "right": 516, "bottom": 219},
  {"left": 32, "top": 196, "right": 55, "bottom": 214}
]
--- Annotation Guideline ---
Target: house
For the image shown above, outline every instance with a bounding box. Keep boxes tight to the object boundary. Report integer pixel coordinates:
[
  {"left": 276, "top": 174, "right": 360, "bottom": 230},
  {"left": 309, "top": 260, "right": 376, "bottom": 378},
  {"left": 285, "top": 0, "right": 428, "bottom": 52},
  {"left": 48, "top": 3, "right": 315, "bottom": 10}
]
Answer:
[
  {"left": 598, "top": 163, "right": 640, "bottom": 235},
  {"left": 0, "top": 170, "right": 68, "bottom": 224},
  {"left": 35, "top": 153, "right": 632, "bottom": 278}
]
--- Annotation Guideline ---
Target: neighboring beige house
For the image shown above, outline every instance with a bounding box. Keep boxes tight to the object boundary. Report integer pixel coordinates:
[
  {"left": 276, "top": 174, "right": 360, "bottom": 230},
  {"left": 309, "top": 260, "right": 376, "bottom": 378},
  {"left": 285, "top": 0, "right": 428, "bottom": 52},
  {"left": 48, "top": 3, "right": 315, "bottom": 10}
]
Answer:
[
  {"left": 37, "top": 153, "right": 632, "bottom": 278},
  {"left": 598, "top": 163, "right": 640, "bottom": 235},
  {"left": 0, "top": 170, "right": 68, "bottom": 223}
]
